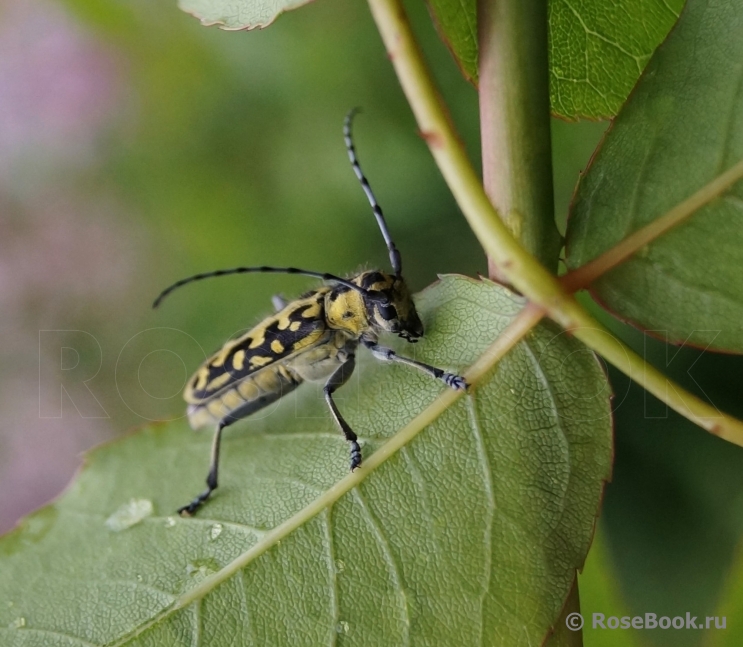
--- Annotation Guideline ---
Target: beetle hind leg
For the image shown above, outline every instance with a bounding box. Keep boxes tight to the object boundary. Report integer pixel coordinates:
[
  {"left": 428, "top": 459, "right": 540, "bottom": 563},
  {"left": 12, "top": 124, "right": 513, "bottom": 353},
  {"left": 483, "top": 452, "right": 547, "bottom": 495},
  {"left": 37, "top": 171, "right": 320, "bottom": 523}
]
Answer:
[{"left": 178, "top": 420, "right": 227, "bottom": 516}]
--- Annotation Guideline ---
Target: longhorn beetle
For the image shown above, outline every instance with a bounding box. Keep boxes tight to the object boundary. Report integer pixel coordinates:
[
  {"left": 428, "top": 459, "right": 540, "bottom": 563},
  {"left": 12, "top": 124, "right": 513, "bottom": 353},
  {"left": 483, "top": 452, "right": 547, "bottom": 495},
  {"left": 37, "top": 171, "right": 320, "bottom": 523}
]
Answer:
[{"left": 154, "top": 110, "right": 467, "bottom": 516}]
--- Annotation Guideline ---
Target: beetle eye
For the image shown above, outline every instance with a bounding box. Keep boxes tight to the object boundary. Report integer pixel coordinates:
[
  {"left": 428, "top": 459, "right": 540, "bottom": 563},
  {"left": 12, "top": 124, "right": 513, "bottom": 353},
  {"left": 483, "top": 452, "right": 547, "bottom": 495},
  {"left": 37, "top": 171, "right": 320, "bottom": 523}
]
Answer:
[
  {"left": 377, "top": 303, "right": 398, "bottom": 321},
  {"left": 366, "top": 290, "right": 390, "bottom": 307}
]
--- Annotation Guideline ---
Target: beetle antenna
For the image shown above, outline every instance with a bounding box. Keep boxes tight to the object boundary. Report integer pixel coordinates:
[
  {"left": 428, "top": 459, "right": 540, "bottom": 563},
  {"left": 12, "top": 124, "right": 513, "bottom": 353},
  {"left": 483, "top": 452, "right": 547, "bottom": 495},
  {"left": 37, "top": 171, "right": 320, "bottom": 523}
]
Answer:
[
  {"left": 344, "top": 108, "right": 402, "bottom": 277},
  {"left": 153, "top": 266, "right": 372, "bottom": 309}
]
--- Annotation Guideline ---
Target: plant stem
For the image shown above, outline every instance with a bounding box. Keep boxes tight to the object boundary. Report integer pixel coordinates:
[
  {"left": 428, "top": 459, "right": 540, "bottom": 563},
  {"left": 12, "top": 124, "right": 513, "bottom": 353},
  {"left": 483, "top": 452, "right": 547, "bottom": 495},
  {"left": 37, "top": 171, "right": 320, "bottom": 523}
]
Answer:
[
  {"left": 561, "top": 159, "right": 743, "bottom": 292},
  {"left": 478, "top": 0, "right": 560, "bottom": 277},
  {"left": 367, "top": 0, "right": 576, "bottom": 325},
  {"left": 571, "top": 324, "right": 734, "bottom": 439},
  {"left": 477, "top": 4, "right": 579, "bottom": 640},
  {"left": 366, "top": 0, "right": 743, "bottom": 447}
]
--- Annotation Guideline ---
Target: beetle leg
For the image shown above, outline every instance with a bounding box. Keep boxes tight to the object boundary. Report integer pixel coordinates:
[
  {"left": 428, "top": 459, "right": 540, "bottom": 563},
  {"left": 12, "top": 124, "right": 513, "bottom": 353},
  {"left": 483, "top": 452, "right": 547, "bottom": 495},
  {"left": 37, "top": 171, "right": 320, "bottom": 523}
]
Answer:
[
  {"left": 323, "top": 356, "right": 362, "bottom": 471},
  {"left": 179, "top": 369, "right": 302, "bottom": 516},
  {"left": 362, "top": 339, "right": 467, "bottom": 390},
  {"left": 178, "top": 420, "right": 228, "bottom": 516}
]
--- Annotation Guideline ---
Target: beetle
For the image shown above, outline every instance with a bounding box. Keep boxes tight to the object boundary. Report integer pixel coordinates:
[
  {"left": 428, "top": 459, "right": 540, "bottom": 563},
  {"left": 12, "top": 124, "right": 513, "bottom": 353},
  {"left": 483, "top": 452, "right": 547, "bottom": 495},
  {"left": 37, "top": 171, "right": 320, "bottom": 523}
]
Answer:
[{"left": 154, "top": 110, "right": 467, "bottom": 516}]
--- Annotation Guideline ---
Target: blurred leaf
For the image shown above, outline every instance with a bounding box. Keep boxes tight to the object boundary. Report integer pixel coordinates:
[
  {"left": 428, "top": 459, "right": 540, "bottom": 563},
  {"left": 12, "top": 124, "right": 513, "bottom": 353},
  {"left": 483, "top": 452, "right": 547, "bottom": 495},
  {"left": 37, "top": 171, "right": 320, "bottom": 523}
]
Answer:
[
  {"left": 565, "top": 0, "right": 743, "bottom": 352},
  {"left": 706, "top": 541, "right": 743, "bottom": 646},
  {"left": 0, "top": 276, "right": 612, "bottom": 646},
  {"left": 548, "top": 0, "right": 684, "bottom": 119},
  {"left": 600, "top": 364, "right": 743, "bottom": 647},
  {"left": 578, "top": 526, "right": 643, "bottom": 647},
  {"left": 426, "top": 0, "right": 478, "bottom": 84},
  {"left": 178, "top": 0, "right": 316, "bottom": 30}
]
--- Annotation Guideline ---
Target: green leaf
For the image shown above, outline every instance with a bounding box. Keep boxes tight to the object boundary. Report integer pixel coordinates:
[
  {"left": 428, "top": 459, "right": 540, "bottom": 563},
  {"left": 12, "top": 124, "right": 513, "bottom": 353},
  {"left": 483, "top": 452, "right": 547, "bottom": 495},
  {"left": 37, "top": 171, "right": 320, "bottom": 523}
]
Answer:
[
  {"left": 177, "top": 0, "right": 316, "bottom": 30},
  {"left": 426, "top": 0, "right": 479, "bottom": 84},
  {"left": 705, "top": 540, "right": 743, "bottom": 646},
  {"left": 548, "top": 0, "right": 684, "bottom": 120},
  {"left": 418, "top": 0, "right": 682, "bottom": 118},
  {"left": 565, "top": 0, "right": 743, "bottom": 353},
  {"left": 0, "top": 276, "right": 612, "bottom": 646},
  {"left": 578, "top": 526, "right": 644, "bottom": 647}
]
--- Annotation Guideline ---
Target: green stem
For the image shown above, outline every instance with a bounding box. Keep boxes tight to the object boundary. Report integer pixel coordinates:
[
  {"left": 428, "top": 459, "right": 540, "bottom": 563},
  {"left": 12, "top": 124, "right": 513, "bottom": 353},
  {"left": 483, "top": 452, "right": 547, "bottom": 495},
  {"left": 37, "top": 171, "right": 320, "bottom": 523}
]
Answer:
[
  {"left": 478, "top": 3, "right": 582, "bottom": 640},
  {"left": 366, "top": 0, "right": 743, "bottom": 447},
  {"left": 570, "top": 324, "right": 734, "bottom": 441},
  {"left": 367, "top": 0, "right": 573, "bottom": 324},
  {"left": 561, "top": 158, "right": 743, "bottom": 292},
  {"left": 478, "top": 0, "right": 560, "bottom": 276}
]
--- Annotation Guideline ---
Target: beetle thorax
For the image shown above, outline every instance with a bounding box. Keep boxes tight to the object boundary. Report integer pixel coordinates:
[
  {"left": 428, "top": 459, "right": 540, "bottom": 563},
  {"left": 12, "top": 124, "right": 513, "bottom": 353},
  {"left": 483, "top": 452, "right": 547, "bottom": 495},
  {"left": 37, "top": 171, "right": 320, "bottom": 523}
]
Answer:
[{"left": 325, "top": 286, "right": 370, "bottom": 337}]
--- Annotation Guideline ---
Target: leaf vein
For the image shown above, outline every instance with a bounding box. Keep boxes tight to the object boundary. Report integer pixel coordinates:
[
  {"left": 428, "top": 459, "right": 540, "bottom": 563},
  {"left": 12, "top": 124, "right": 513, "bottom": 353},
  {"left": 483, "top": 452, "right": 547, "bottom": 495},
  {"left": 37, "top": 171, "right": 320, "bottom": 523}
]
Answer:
[
  {"left": 191, "top": 600, "right": 202, "bottom": 647},
  {"left": 235, "top": 570, "right": 255, "bottom": 646},
  {"left": 520, "top": 339, "right": 570, "bottom": 522},
  {"left": 352, "top": 487, "right": 411, "bottom": 646},
  {"left": 399, "top": 447, "right": 448, "bottom": 575},
  {"left": 465, "top": 394, "right": 495, "bottom": 647},
  {"left": 323, "top": 507, "right": 340, "bottom": 647}
]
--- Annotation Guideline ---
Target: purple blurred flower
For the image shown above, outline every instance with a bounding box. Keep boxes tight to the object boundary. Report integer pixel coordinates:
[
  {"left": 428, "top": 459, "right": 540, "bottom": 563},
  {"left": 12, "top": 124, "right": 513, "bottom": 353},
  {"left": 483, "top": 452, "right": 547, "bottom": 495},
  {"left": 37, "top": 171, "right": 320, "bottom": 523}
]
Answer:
[{"left": 0, "top": 0, "right": 124, "bottom": 180}]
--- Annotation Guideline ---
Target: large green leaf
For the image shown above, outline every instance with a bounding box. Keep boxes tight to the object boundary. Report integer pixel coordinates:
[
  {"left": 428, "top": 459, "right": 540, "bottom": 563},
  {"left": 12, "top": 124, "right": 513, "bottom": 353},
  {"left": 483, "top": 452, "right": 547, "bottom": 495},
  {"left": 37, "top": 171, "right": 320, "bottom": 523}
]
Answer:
[
  {"left": 565, "top": 0, "right": 743, "bottom": 353},
  {"left": 0, "top": 276, "right": 612, "bottom": 646}
]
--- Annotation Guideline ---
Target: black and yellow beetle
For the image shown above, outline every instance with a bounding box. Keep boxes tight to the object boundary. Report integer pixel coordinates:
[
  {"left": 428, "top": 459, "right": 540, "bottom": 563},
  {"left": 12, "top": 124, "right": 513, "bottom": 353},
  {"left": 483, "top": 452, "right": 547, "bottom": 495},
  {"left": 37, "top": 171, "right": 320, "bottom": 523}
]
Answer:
[{"left": 154, "top": 110, "right": 467, "bottom": 516}]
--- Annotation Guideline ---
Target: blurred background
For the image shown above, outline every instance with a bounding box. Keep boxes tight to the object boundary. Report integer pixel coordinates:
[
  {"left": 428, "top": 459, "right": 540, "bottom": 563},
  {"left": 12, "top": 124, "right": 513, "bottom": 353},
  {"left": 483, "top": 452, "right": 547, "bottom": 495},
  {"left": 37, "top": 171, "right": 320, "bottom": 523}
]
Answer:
[{"left": 1, "top": 0, "right": 742, "bottom": 645}]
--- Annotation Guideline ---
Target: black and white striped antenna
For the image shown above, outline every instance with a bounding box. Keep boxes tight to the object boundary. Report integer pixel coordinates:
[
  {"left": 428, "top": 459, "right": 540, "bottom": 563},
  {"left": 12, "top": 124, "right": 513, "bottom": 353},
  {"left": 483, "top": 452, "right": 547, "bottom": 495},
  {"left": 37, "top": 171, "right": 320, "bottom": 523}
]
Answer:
[
  {"left": 343, "top": 109, "right": 402, "bottom": 277},
  {"left": 153, "top": 266, "right": 371, "bottom": 309}
]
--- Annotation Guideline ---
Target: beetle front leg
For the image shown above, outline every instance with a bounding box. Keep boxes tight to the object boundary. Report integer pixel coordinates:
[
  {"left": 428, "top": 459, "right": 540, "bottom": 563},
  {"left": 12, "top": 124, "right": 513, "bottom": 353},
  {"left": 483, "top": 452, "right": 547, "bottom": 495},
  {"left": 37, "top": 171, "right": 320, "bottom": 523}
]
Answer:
[{"left": 362, "top": 339, "right": 467, "bottom": 390}]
